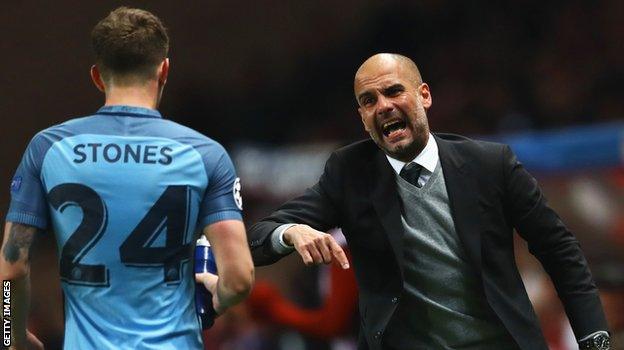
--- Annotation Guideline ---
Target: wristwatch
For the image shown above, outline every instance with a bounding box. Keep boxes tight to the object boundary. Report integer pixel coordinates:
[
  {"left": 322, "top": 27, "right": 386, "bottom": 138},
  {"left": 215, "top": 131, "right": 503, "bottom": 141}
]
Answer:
[{"left": 579, "top": 331, "right": 610, "bottom": 350}]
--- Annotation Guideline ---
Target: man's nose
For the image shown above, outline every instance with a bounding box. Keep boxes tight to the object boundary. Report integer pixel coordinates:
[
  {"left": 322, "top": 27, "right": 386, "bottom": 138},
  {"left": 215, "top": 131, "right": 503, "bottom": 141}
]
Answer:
[{"left": 376, "top": 95, "right": 394, "bottom": 116}]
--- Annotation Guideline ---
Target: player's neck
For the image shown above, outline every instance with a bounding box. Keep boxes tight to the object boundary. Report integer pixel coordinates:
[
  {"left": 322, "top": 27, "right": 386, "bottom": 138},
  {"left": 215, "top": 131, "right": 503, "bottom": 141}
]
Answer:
[{"left": 104, "top": 84, "right": 160, "bottom": 110}]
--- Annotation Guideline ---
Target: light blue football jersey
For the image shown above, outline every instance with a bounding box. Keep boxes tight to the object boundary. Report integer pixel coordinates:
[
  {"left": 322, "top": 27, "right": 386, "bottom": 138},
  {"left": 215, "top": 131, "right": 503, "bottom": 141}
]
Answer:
[{"left": 7, "top": 105, "right": 243, "bottom": 350}]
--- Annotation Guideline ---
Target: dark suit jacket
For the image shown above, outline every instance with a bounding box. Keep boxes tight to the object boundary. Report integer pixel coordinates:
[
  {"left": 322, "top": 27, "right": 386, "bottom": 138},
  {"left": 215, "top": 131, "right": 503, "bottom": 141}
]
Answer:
[{"left": 248, "top": 134, "right": 608, "bottom": 350}]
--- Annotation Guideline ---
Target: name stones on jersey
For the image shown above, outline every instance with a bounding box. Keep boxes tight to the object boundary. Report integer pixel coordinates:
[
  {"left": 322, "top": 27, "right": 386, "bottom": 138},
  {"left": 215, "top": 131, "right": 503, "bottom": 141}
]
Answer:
[{"left": 73, "top": 143, "right": 173, "bottom": 165}]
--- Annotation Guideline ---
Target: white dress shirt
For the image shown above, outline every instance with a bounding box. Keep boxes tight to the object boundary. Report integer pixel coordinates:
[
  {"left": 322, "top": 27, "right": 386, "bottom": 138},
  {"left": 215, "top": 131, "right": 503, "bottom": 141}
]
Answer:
[{"left": 385, "top": 133, "right": 439, "bottom": 187}]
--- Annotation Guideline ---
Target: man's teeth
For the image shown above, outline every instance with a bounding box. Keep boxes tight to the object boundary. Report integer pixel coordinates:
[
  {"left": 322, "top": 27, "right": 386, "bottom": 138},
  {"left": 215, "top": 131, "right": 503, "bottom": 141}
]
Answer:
[
  {"left": 382, "top": 120, "right": 406, "bottom": 136},
  {"left": 383, "top": 121, "right": 400, "bottom": 129}
]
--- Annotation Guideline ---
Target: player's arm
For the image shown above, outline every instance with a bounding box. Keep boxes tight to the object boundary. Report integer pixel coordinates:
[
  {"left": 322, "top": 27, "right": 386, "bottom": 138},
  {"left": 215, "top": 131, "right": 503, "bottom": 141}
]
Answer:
[
  {"left": 0, "top": 222, "right": 44, "bottom": 350},
  {"left": 194, "top": 144, "right": 253, "bottom": 312},
  {"left": 197, "top": 220, "right": 254, "bottom": 313}
]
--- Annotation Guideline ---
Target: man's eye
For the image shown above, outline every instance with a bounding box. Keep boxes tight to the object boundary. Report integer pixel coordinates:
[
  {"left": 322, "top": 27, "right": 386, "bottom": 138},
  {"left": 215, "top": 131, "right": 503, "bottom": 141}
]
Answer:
[{"left": 363, "top": 96, "right": 376, "bottom": 106}]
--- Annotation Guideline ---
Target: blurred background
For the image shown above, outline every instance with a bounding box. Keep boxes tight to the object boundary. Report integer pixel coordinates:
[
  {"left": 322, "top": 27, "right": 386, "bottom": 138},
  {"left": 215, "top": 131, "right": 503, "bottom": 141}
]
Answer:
[{"left": 1, "top": 1, "right": 623, "bottom": 349}]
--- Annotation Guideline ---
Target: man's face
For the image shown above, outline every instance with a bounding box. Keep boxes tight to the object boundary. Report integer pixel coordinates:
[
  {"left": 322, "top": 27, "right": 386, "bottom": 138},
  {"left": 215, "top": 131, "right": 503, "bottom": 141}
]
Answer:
[{"left": 354, "top": 58, "right": 431, "bottom": 162}]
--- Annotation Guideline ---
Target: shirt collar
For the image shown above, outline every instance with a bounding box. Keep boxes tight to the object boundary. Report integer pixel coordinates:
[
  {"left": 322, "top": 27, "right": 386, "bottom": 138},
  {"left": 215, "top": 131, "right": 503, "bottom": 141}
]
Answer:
[
  {"left": 386, "top": 133, "right": 439, "bottom": 175},
  {"left": 96, "top": 105, "right": 162, "bottom": 118}
]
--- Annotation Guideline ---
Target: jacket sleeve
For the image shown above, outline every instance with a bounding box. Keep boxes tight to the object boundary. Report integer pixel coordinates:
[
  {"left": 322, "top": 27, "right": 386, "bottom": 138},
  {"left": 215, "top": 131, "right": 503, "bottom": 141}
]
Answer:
[
  {"left": 248, "top": 151, "right": 344, "bottom": 266},
  {"left": 502, "top": 145, "right": 609, "bottom": 339}
]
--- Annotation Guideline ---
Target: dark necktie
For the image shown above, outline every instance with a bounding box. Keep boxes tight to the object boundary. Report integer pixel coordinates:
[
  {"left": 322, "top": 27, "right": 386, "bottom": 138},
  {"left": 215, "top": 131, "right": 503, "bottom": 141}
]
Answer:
[{"left": 400, "top": 162, "right": 423, "bottom": 188}]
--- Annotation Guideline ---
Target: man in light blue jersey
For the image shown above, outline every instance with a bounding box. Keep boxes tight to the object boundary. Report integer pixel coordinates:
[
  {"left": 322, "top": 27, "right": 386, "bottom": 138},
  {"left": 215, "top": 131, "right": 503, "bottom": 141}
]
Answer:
[{"left": 0, "top": 7, "right": 254, "bottom": 349}]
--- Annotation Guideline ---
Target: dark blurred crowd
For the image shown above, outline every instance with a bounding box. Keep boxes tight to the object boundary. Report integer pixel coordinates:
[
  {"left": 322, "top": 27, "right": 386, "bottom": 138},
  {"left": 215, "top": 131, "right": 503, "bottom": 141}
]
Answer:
[{"left": 169, "top": 0, "right": 624, "bottom": 146}]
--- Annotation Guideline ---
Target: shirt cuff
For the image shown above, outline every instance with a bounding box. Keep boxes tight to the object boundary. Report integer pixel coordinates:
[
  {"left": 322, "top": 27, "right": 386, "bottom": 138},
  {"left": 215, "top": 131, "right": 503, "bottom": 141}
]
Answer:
[
  {"left": 6, "top": 211, "right": 48, "bottom": 230},
  {"left": 271, "top": 224, "right": 297, "bottom": 254}
]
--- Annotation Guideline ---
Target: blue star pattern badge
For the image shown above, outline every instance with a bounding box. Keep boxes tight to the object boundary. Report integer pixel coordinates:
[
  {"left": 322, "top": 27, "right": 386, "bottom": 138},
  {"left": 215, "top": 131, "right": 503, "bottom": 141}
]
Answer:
[{"left": 10, "top": 176, "right": 22, "bottom": 192}]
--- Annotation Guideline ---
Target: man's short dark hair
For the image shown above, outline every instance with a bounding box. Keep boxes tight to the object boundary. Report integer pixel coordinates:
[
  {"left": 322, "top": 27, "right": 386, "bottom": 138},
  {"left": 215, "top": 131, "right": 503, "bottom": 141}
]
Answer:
[{"left": 91, "top": 7, "right": 169, "bottom": 84}]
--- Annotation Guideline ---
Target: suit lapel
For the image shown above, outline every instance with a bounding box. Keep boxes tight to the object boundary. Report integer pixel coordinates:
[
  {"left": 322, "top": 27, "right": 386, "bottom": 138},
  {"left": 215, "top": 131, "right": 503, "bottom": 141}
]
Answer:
[
  {"left": 436, "top": 135, "right": 483, "bottom": 273},
  {"left": 371, "top": 149, "right": 406, "bottom": 278}
]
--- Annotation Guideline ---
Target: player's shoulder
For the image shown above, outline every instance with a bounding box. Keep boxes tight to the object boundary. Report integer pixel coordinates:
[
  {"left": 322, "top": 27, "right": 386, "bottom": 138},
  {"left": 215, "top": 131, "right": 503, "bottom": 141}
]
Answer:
[
  {"left": 32, "top": 115, "right": 86, "bottom": 138},
  {"left": 155, "top": 118, "right": 215, "bottom": 141},
  {"left": 23, "top": 115, "right": 92, "bottom": 153},
  {"left": 155, "top": 118, "right": 229, "bottom": 157}
]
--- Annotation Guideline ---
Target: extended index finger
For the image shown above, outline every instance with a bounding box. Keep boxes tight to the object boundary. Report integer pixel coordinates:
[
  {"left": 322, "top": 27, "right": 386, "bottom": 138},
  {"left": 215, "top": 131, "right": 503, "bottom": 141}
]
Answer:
[{"left": 329, "top": 239, "right": 350, "bottom": 269}]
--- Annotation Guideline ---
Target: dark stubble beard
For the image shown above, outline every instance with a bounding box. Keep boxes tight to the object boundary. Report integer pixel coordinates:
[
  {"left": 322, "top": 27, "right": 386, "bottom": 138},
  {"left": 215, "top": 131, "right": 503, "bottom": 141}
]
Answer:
[
  {"left": 374, "top": 120, "right": 429, "bottom": 162},
  {"left": 386, "top": 138, "right": 421, "bottom": 162}
]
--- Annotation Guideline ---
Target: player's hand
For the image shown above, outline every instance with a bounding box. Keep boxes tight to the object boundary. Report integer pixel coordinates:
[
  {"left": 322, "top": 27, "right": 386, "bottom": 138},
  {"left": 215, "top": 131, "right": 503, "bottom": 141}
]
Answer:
[
  {"left": 283, "top": 224, "right": 350, "bottom": 269},
  {"left": 195, "top": 272, "right": 225, "bottom": 315},
  {"left": 10, "top": 330, "right": 44, "bottom": 350}
]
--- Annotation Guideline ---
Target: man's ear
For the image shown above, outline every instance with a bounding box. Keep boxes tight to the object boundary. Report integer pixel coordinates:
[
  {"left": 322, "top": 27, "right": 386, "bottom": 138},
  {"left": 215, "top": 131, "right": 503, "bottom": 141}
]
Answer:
[
  {"left": 157, "top": 58, "right": 169, "bottom": 86},
  {"left": 419, "top": 83, "right": 432, "bottom": 109},
  {"left": 90, "top": 65, "right": 106, "bottom": 92}
]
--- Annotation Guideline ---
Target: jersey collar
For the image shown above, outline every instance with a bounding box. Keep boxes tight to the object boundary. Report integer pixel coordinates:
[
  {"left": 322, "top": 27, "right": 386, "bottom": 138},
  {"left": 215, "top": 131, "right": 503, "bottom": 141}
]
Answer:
[{"left": 97, "top": 105, "right": 162, "bottom": 118}]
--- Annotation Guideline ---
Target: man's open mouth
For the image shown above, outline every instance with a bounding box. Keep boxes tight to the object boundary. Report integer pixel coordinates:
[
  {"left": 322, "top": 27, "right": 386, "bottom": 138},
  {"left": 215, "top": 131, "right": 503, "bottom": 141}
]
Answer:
[{"left": 382, "top": 119, "right": 407, "bottom": 138}]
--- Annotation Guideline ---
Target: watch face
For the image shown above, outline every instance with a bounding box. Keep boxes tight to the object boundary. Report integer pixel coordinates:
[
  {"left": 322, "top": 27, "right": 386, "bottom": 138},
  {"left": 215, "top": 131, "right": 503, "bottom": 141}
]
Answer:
[{"left": 593, "top": 334, "right": 610, "bottom": 350}]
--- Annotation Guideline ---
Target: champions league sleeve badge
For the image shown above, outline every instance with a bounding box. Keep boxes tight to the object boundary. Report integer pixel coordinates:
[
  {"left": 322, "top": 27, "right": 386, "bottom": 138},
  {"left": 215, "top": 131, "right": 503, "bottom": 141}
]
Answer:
[
  {"left": 10, "top": 176, "right": 22, "bottom": 193},
  {"left": 233, "top": 177, "right": 243, "bottom": 210}
]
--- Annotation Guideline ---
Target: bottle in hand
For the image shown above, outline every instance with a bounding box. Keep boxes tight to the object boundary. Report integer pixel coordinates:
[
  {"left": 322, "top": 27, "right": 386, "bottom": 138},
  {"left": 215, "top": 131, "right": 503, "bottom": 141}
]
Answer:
[{"left": 195, "top": 235, "right": 218, "bottom": 329}]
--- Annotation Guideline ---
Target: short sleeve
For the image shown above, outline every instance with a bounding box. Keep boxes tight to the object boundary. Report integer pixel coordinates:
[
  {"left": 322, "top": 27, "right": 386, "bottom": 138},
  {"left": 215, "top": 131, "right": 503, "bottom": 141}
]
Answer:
[
  {"left": 197, "top": 148, "right": 243, "bottom": 229},
  {"left": 6, "top": 134, "right": 50, "bottom": 229}
]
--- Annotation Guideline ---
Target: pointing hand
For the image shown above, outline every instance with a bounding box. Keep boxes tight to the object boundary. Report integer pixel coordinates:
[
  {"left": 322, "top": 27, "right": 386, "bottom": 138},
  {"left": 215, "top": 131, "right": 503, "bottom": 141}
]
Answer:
[{"left": 283, "top": 225, "right": 350, "bottom": 269}]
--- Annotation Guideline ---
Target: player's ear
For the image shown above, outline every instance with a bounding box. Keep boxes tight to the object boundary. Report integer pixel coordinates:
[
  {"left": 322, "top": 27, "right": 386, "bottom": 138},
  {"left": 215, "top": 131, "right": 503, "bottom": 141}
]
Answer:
[
  {"left": 90, "top": 65, "right": 106, "bottom": 93},
  {"left": 157, "top": 58, "right": 169, "bottom": 86}
]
